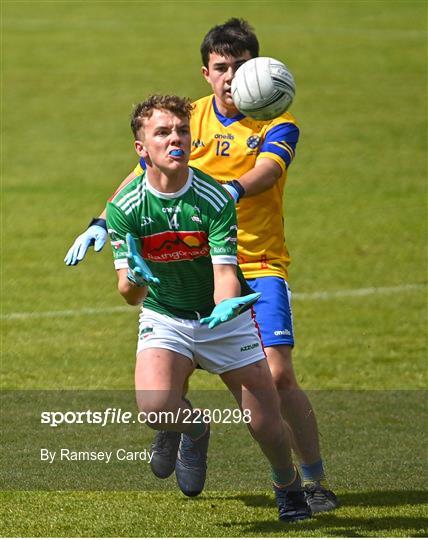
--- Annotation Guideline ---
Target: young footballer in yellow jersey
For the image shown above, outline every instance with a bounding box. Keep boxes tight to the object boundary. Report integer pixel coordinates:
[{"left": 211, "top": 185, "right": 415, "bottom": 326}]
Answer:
[
  {"left": 64, "top": 18, "right": 338, "bottom": 513},
  {"left": 135, "top": 95, "right": 297, "bottom": 280}
]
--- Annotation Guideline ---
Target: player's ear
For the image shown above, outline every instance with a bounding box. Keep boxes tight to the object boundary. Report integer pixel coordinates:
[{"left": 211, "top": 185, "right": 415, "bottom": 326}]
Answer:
[
  {"left": 201, "top": 65, "right": 210, "bottom": 83},
  {"left": 134, "top": 140, "right": 147, "bottom": 156}
]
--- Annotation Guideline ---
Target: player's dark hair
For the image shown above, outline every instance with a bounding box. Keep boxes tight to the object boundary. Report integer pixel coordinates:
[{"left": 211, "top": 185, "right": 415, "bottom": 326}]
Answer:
[
  {"left": 200, "top": 18, "right": 259, "bottom": 67},
  {"left": 131, "top": 95, "right": 193, "bottom": 139}
]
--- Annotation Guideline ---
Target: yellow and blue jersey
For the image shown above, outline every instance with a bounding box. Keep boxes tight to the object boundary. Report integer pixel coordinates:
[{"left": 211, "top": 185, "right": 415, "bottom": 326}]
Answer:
[{"left": 134, "top": 94, "right": 299, "bottom": 280}]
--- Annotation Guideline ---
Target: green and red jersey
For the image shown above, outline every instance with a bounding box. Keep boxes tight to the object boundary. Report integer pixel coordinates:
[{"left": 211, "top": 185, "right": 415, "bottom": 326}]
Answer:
[{"left": 107, "top": 166, "right": 252, "bottom": 319}]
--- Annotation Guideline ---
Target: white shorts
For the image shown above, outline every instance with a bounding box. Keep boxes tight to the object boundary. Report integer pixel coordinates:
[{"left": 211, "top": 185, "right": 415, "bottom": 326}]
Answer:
[{"left": 137, "top": 308, "right": 265, "bottom": 374}]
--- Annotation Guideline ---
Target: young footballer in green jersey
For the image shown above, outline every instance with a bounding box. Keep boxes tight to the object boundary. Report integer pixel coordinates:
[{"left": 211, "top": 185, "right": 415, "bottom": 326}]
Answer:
[
  {"left": 107, "top": 94, "right": 311, "bottom": 522},
  {"left": 65, "top": 19, "right": 337, "bottom": 514}
]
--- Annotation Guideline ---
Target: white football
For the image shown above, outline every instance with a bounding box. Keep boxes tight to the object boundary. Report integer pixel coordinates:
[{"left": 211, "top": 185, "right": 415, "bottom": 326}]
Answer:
[{"left": 231, "top": 57, "right": 295, "bottom": 120}]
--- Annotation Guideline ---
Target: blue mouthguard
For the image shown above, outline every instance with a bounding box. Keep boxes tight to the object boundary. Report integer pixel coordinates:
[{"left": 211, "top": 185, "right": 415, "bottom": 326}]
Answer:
[{"left": 169, "top": 149, "right": 184, "bottom": 157}]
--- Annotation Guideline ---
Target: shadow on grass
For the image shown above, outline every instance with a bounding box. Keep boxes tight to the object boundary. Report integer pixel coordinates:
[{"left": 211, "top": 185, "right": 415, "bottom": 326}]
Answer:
[
  {"left": 232, "top": 489, "right": 428, "bottom": 509},
  {"left": 213, "top": 490, "right": 428, "bottom": 536},
  {"left": 228, "top": 515, "right": 428, "bottom": 537}
]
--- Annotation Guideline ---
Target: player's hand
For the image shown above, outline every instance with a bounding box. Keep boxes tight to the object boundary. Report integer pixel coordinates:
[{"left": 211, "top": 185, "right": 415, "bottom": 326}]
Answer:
[
  {"left": 64, "top": 218, "right": 108, "bottom": 266},
  {"left": 200, "top": 292, "right": 261, "bottom": 329},
  {"left": 126, "top": 233, "right": 160, "bottom": 287},
  {"left": 223, "top": 180, "right": 246, "bottom": 203}
]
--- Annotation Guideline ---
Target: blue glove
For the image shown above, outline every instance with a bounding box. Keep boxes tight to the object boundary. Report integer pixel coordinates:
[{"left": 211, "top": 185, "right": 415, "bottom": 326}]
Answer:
[
  {"left": 200, "top": 292, "right": 261, "bottom": 329},
  {"left": 223, "top": 180, "right": 246, "bottom": 203},
  {"left": 126, "top": 233, "right": 160, "bottom": 287},
  {"left": 64, "top": 218, "right": 108, "bottom": 266}
]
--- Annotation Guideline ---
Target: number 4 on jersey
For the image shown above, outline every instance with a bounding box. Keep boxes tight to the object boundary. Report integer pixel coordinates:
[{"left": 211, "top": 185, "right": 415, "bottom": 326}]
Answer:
[{"left": 167, "top": 213, "right": 179, "bottom": 229}]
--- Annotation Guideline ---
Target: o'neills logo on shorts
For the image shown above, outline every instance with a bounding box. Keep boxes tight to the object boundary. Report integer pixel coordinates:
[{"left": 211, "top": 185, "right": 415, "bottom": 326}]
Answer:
[{"left": 142, "top": 231, "right": 210, "bottom": 262}]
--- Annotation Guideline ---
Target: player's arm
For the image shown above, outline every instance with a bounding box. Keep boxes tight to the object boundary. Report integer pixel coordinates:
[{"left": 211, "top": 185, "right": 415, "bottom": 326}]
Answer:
[
  {"left": 99, "top": 170, "right": 139, "bottom": 219},
  {"left": 222, "top": 157, "right": 282, "bottom": 202},
  {"left": 115, "top": 233, "right": 152, "bottom": 306},
  {"left": 201, "top": 263, "right": 260, "bottom": 329},
  {"left": 115, "top": 233, "right": 160, "bottom": 306},
  {"left": 200, "top": 194, "right": 260, "bottom": 328},
  {"left": 224, "top": 121, "right": 299, "bottom": 202},
  {"left": 116, "top": 268, "right": 148, "bottom": 306},
  {"left": 234, "top": 157, "right": 282, "bottom": 196},
  {"left": 212, "top": 263, "right": 241, "bottom": 304},
  {"left": 200, "top": 263, "right": 260, "bottom": 329},
  {"left": 107, "top": 200, "right": 159, "bottom": 306},
  {"left": 64, "top": 170, "right": 138, "bottom": 265}
]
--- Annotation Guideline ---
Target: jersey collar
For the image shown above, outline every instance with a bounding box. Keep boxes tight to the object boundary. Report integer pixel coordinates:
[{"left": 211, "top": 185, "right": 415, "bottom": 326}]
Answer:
[
  {"left": 145, "top": 168, "right": 193, "bottom": 199},
  {"left": 212, "top": 96, "right": 245, "bottom": 126}
]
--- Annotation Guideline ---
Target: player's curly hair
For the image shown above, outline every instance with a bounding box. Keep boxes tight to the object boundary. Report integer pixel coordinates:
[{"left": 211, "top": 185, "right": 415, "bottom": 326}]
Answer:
[
  {"left": 200, "top": 18, "right": 259, "bottom": 67},
  {"left": 131, "top": 95, "right": 193, "bottom": 139}
]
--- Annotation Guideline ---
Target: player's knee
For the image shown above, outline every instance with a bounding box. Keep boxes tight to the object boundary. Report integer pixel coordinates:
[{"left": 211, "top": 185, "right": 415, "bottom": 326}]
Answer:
[
  {"left": 135, "top": 392, "right": 179, "bottom": 429},
  {"left": 249, "top": 417, "right": 286, "bottom": 449},
  {"left": 246, "top": 401, "right": 284, "bottom": 444},
  {"left": 268, "top": 347, "right": 300, "bottom": 391},
  {"left": 271, "top": 366, "right": 300, "bottom": 390}
]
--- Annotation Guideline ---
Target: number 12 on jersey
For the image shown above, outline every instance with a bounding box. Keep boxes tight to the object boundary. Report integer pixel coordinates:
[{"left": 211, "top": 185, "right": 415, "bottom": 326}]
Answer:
[{"left": 216, "top": 141, "right": 230, "bottom": 156}]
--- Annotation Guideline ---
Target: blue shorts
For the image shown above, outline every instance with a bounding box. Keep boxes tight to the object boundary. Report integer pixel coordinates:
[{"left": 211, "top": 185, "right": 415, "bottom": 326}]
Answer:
[{"left": 246, "top": 276, "right": 294, "bottom": 347}]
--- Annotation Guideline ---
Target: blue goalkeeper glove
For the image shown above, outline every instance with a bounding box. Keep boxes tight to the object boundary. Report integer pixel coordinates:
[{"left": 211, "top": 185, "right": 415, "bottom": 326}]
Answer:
[
  {"left": 223, "top": 180, "right": 246, "bottom": 203},
  {"left": 64, "top": 218, "right": 108, "bottom": 266},
  {"left": 200, "top": 292, "right": 261, "bottom": 329},
  {"left": 126, "top": 233, "right": 160, "bottom": 287}
]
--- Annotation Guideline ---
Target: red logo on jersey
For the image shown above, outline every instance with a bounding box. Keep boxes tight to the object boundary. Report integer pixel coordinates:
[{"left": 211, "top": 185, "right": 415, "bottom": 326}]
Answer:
[{"left": 141, "top": 231, "right": 209, "bottom": 262}]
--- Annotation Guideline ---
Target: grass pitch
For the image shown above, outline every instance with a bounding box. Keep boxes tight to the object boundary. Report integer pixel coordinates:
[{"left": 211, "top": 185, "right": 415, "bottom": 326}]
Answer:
[{"left": 2, "top": 0, "right": 427, "bottom": 537}]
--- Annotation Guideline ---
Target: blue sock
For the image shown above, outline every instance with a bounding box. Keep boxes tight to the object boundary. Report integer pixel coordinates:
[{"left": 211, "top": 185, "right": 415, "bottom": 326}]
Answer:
[{"left": 300, "top": 459, "right": 326, "bottom": 484}]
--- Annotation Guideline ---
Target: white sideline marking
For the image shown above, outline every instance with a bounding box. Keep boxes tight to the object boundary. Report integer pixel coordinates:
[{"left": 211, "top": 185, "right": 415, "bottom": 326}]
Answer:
[
  {"left": 293, "top": 283, "right": 426, "bottom": 300},
  {"left": 2, "top": 283, "right": 426, "bottom": 321},
  {"left": 2, "top": 306, "right": 134, "bottom": 321}
]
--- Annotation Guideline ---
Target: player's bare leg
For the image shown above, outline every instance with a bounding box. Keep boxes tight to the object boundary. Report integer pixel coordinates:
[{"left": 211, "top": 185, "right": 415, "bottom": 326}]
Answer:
[
  {"left": 135, "top": 349, "right": 199, "bottom": 478},
  {"left": 267, "top": 345, "right": 338, "bottom": 513},
  {"left": 267, "top": 345, "right": 320, "bottom": 463},
  {"left": 135, "top": 348, "right": 210, "bottom": 496},
  {"left": 220, "top": 358, "right": 311, "bottom": 522},
  {"left": 135, "top": 348, "right": 195, "bottom": 430},
  {"left": 221, "top": 359, "right": 292, "bottom": 466}
]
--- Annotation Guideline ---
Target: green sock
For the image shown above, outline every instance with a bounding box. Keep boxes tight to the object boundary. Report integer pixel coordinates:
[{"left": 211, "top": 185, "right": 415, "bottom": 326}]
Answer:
[
  {"left": 185, "top": 410, "right": 207, "bottom": 440},
  {"left": 272, "top": 464, "right": 300, "bottom": 489}
]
